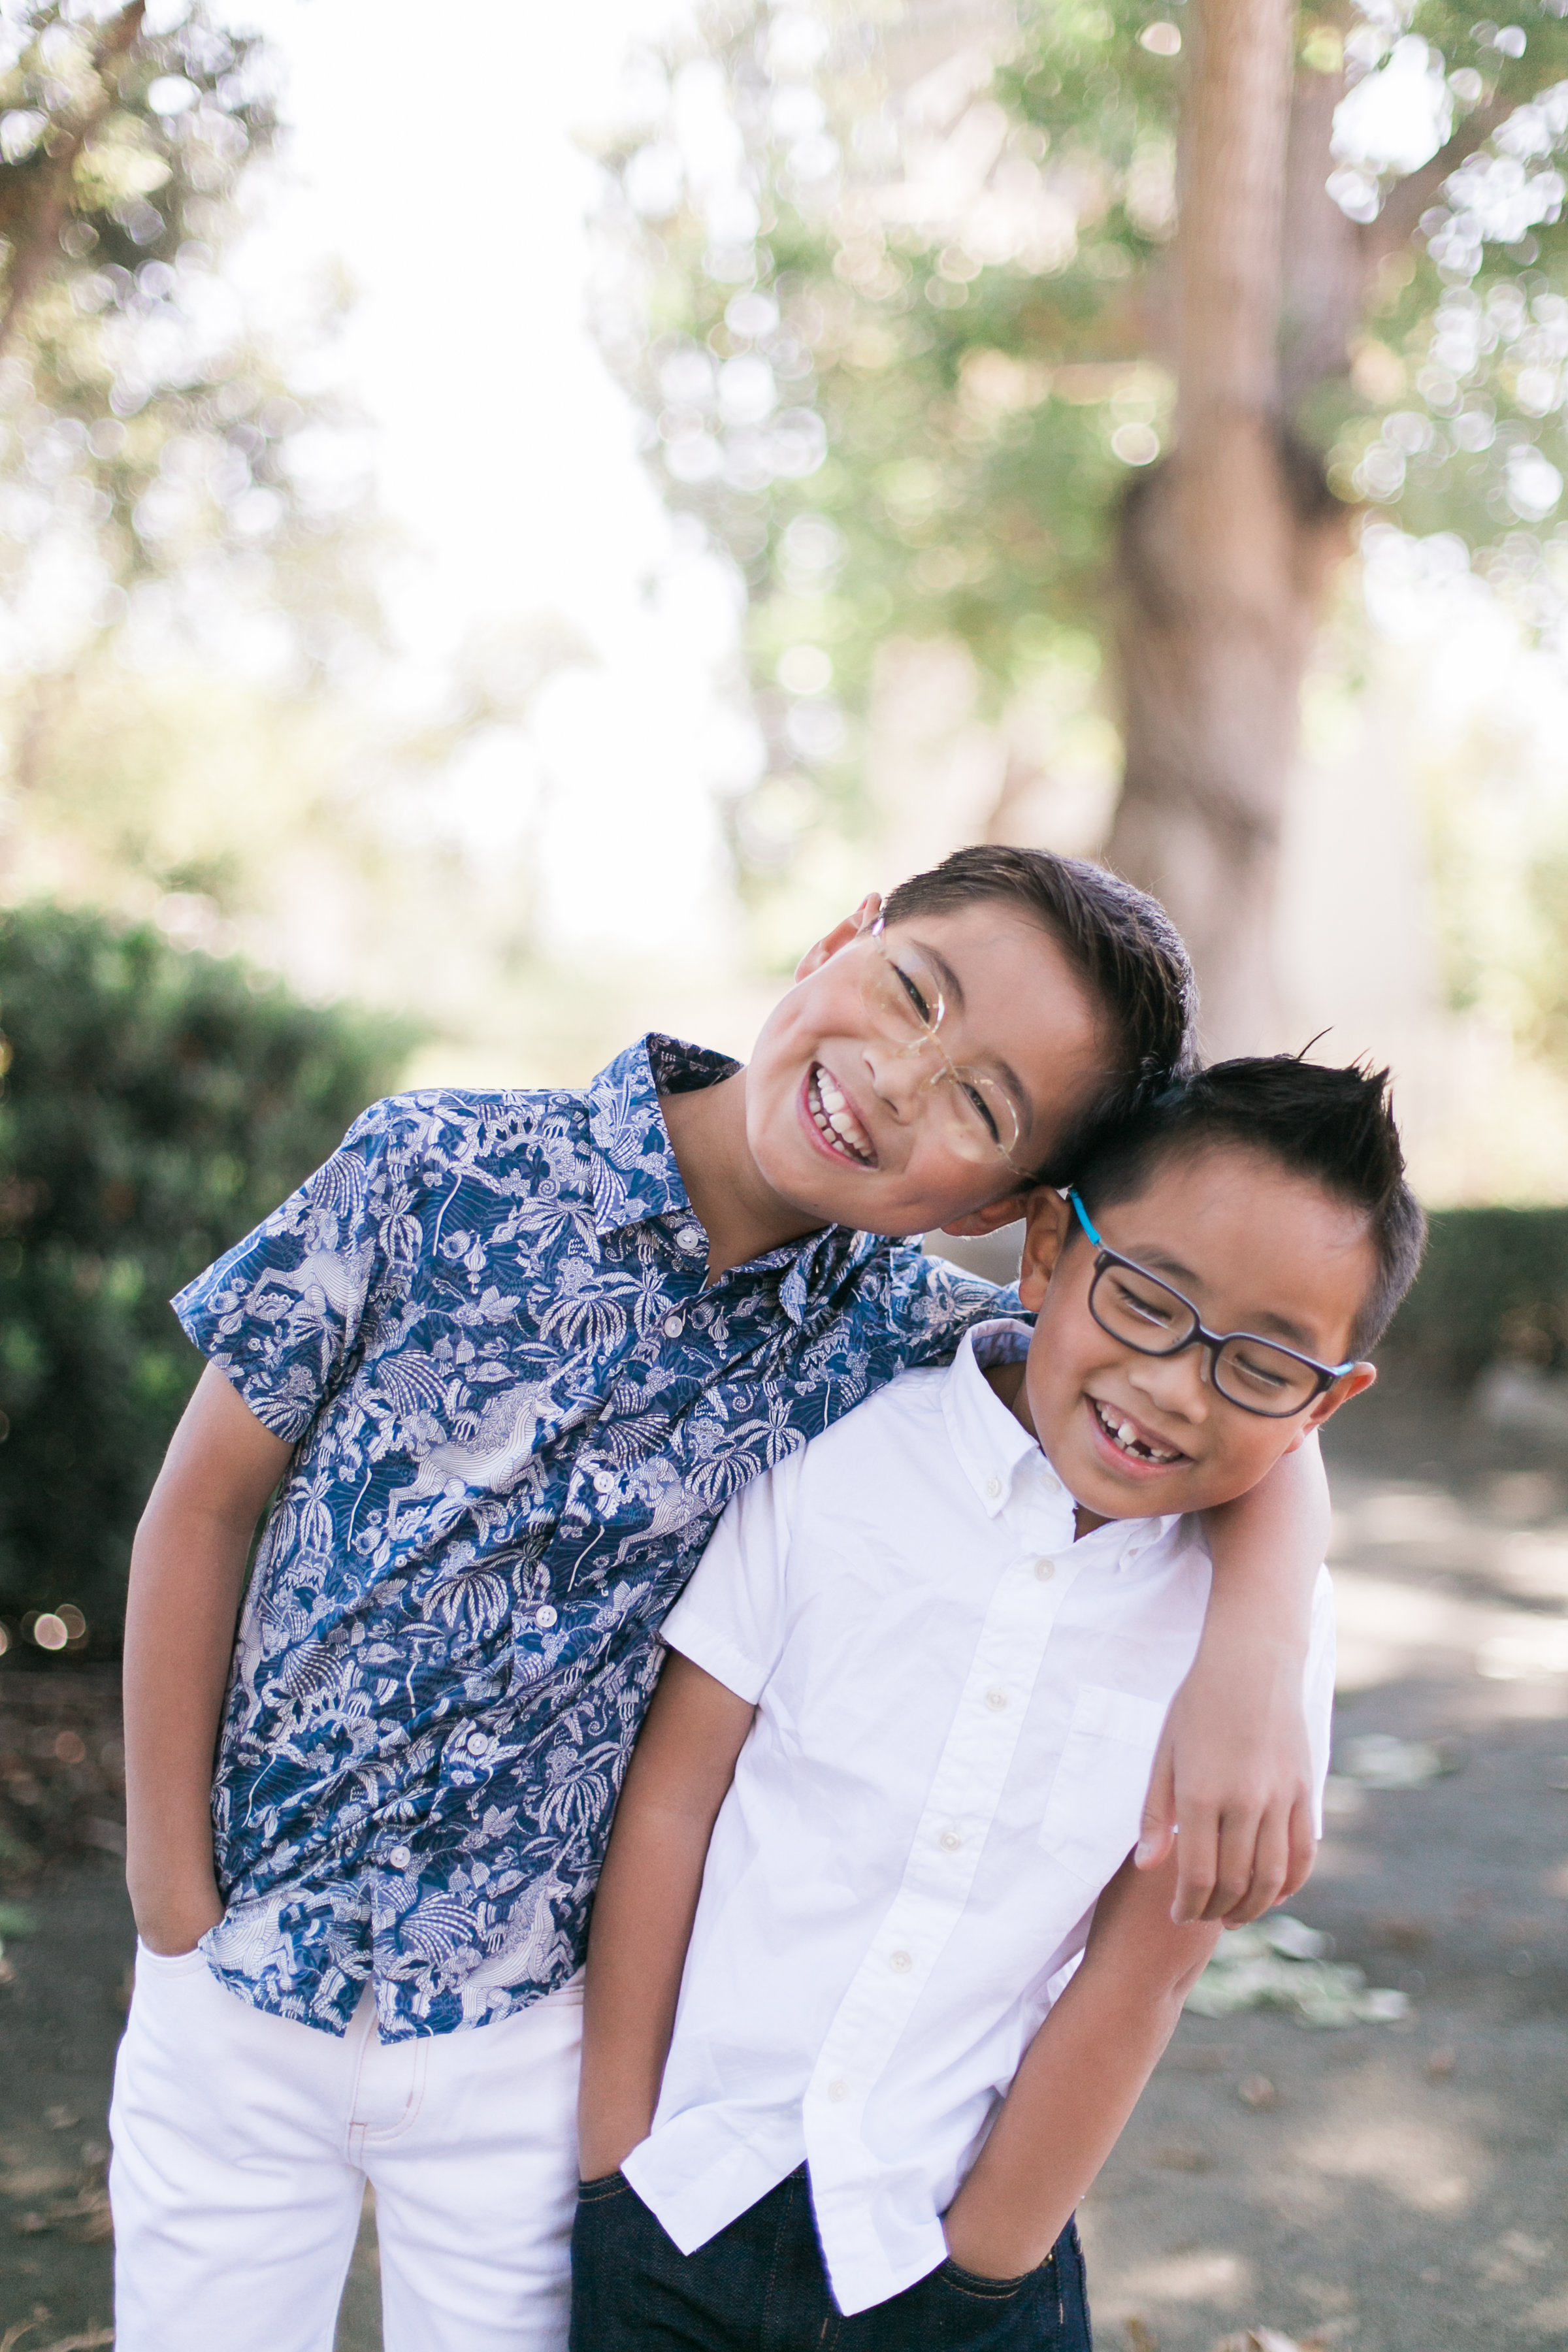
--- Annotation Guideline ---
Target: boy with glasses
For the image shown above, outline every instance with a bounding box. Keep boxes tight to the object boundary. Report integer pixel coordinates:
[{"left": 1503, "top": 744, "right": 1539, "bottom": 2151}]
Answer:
[
  {"left": 112, "top": 850, "right": 1332, "bottom": 2351},
  {"left": 573, "top": 1055, "right": 1424, "bottom": 2351}
]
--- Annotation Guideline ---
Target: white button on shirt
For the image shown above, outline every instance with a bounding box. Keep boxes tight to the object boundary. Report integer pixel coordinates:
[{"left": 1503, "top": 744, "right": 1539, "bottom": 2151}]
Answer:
[{"left": 624, "top": 1320, "right": 1336, "bottom": 2317}]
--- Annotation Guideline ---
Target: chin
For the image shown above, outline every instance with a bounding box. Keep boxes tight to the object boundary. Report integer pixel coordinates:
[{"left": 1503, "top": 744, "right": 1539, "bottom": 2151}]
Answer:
[{"left": 754, "top": 1131, "right": 855, "bottom": 1222}]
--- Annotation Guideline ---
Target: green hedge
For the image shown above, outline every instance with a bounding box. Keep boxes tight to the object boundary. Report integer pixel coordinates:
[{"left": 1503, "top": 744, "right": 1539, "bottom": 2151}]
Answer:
[
  {"left": 0, "top": 902, "right": 413, "bottom": 1652},
  {"left": 1375, "top": 1205, "right": 1568, "bottom": 1392}
]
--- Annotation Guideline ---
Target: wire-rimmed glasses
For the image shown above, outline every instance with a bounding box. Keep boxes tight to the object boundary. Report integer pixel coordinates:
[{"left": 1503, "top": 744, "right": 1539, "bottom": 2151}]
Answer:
[
  {"left": 857, "top": 918, "right": 1031, "bottom": 1175},
  {"left": 1069, "top": 1190, "right": 1357, "bottom": 1419}
]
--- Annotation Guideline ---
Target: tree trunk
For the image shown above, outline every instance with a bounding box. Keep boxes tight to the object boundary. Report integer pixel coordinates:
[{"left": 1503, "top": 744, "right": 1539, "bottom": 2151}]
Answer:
[
  {"left": 1105, "top": 0, "right": 1331, "bottom": 1059},
  {"left": 0, "top": 3, "right": 144, "bottom": 360}
]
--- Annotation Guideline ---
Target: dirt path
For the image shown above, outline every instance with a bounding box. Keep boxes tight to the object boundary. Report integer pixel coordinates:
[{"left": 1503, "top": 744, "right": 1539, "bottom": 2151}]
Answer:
[{"left": 2, "top": 1398, "right": 1565, "bottom": 2349}]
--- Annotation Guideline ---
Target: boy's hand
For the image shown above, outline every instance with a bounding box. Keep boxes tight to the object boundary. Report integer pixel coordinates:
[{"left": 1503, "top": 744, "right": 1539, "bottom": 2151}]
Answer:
[{"left": 1136, "top": 1637, "right": 1316, "bottom": 1926}]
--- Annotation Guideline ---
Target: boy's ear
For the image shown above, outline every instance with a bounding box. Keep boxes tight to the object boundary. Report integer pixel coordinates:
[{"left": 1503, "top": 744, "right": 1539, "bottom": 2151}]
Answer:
[
  {"left": 1017, "top": 1187, "right": 1072, "bottom": 1310},
  {"left": 795, "top": 891, "right": 883, "bottom": 982},
  {"left": 1284, "top": 1360, "right": 1377, "bottom": 1450},
  {"left": 939, "top": 1190, "right": 1033, "bottom": 1241}
]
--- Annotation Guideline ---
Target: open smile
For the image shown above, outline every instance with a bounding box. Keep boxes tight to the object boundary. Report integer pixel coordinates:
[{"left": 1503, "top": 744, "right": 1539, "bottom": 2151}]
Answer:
[
  {"left": 804, "top": 1064, "right": 877, "bottom": 1168},
  {"left": 1086, "top": 1394, "right": 1188, "bottom": 1471}
]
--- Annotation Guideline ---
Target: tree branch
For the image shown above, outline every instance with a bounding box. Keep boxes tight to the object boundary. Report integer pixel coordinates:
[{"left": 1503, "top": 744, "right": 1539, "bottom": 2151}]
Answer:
[{"left": 1360, "top": 99, "right": 1509, "bottom": 270}]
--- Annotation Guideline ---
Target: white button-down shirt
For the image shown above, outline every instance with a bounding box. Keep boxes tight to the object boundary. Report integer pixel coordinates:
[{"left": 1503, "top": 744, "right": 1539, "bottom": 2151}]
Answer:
[{"left": 623, "top": 1320, "right": 1335, "bottom": 2315}]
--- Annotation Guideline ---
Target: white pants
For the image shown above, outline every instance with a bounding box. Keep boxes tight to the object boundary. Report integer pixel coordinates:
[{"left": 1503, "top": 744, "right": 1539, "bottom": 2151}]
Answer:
[{"left": 108, "top": 1943, "right": 582, "bottom": 2352}]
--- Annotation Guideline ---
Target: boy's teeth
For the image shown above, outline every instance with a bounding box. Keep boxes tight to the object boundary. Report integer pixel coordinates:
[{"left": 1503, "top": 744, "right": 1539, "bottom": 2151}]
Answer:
[
  {"left": 810, "top": 1068, "right": 873, "bottom": 1162},
  {"left": 1095, "top": 1398, "right": 1180, "bottom": 1464}
]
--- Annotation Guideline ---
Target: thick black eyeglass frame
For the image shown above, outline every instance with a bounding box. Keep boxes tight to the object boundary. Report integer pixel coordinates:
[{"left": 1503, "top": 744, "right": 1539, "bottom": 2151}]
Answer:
[{"left": 1067, "top": 1188, "right": 1358, "bottom": 1420}]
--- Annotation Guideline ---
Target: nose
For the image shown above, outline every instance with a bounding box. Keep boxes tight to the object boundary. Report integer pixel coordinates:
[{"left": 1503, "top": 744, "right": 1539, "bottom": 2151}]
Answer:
[
  {"left": 860, "top": 1037, "right": 939, "bottom": 1120},
  {"left": 1126, "top": 1342, "right": 1211, "bottom": 1426}
]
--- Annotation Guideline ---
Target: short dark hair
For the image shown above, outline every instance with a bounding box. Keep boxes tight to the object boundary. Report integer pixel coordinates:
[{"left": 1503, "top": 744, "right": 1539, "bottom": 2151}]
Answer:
[
  {"left": 881, "top": 845, "right": 1198, "bottom": 1181},
  {"left": 1070, "top": 1055, "right": 1428, "bottom": 1356}
]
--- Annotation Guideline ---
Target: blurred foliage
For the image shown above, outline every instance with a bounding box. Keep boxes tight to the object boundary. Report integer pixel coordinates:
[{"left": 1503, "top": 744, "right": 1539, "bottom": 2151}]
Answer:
[
  {"left": 0, "top": 900, "right": 412, "bottom": 1652},
  {"left": 0, "top": 0, "right": 382, "bottom": 694},
  {"left": 1377, "top": 1201, "right": 1568, "bottom": 1384},
  {"left": 598, "top": 0, "right": 1568, "bottom": 894}
]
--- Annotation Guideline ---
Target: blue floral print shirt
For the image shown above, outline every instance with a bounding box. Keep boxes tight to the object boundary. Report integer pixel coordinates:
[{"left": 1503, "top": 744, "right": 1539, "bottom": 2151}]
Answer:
[{"left": 174, "top": 1035, "right": 1005, "bottom": 2040}]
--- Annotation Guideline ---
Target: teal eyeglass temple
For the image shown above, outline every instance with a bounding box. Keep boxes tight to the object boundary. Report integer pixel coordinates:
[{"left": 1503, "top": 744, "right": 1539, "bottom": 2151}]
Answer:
[{"left": 1068, "top": 1189, "right": 1103, "bottom": 1247}]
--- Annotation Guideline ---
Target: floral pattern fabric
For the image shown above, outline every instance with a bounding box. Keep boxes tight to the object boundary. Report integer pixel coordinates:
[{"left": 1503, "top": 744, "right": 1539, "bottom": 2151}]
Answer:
[{"left": 174, "top": 1034, "right": 1004, "bottom": 2040}]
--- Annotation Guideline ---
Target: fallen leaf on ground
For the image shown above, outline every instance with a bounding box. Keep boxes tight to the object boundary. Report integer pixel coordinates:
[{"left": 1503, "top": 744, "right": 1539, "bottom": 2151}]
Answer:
[
  {"left": 1185, "top": 1916, "right": 1411, "bottom": 2029},
  {"left": 1337, "top": 1733, "right": 1458, "bottom": 1788},
  {"left": 1238, "top": 2074, "right": 1277, "bottom": 2109},
  {"left": 1213, "top": 2332, "right": 1329, "bottom": 2352},
  {"left": 1370, "top": 1915, "right": 1430, "bottom": 1953}
]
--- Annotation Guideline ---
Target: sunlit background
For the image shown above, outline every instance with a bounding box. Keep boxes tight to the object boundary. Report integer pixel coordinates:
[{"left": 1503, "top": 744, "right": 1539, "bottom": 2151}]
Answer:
[
  {"left": 8, "top": 12, "right": 1568, "bottom": 2345},
  {"left": 5, "top": 0, "right": 1568, "bottom": 1197}
]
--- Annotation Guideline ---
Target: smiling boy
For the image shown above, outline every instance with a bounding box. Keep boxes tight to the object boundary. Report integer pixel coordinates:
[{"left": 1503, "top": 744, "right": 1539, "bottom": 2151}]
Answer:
[
  {"left": 112, "top": 851, "right": 1330, "bottom": 2352},
  {"left": 572, "top": 1056, "right": 1425, "bottom": 2351}
]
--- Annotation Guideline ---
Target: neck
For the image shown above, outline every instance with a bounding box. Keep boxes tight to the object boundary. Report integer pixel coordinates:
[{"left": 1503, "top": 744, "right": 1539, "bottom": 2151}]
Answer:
[
  {"left": 981, "top": 1358, "right": 1110, "bottom": 1541},
  {"left": 661, "top": 1067, "right": 829, "bottom": 1281}
]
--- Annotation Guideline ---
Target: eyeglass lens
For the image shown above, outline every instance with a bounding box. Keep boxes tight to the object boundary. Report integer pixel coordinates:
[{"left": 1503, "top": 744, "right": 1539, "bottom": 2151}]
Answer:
[
  {"left": 860, "top": 938, "right": 1022, "bottom": 1166},
  {"left": 1090, "top": 1261, "right": 1322, "bottom": 1416}
]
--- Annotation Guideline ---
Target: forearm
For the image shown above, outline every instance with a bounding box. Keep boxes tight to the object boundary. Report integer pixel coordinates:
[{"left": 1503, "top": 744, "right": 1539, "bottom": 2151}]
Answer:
[
  {"left": 945, "top": 1857, "right": 1218, "bottom": 2276},
  {"left": 578, "top": 1789, "right": 719, "bottom": 2176},
  {"left": 1137, "top": 1437, "right": 1328, "bottom": 1921},
  {"left": 1200, "top": 1433, "right": 1328, "bottom": 1656},
  {"left": 578, "top": 1653, "right": 754, "bottom": 2178},
  {"left": 122, "top": 1364, "right": 290, "bottom": 1950},
  {"left": 123, "top": 1492, "right": 253, "bottom": 1943}
]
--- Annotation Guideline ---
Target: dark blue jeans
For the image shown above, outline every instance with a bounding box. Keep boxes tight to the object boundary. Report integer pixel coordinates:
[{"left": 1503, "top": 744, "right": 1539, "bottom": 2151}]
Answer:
[{"left": 569, "top": 2167, "right": 1094, "bottom": 2351}]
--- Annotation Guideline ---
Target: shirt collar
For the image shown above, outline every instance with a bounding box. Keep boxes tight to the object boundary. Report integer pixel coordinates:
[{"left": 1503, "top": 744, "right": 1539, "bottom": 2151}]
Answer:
[
  {"left": 586, "top": 1034, "right": 738, "bottom": 1235},
  {"left": 941, "top": 1320, "right": 1179, "bottom": 1561},
  {"left": 583, "top": 1037, "right": 889, "bottom": 1324}
]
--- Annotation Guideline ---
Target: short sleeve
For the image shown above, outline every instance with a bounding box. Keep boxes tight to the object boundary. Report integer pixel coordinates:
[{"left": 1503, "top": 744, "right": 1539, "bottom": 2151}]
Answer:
[
  {"left": 171, "top": 1098, "right": 414, "bottom": 1445},
  {"left": 887, "top": 1243, "right": 1021, "bottom": 1364},
  {"left": 659, "top": 1450, "right": 804, "bottom": 1705}
]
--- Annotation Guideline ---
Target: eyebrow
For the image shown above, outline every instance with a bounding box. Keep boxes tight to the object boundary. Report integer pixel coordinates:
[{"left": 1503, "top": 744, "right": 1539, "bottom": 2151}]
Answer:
[
  {"left": 1125, "top": 1247, "right": 1320, "bottom": 1354},
  {"left": 917, "top": 939, "right": 966, "bottom": 1017},
  {"left": 915, "top": 938, "right": 1036, "bottom": 1126}
]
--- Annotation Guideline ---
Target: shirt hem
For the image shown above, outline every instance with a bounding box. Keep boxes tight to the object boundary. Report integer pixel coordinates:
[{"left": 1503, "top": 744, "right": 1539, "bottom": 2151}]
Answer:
[{"left": 659, "top": 1611, "right": 771, "bottom": 1708}]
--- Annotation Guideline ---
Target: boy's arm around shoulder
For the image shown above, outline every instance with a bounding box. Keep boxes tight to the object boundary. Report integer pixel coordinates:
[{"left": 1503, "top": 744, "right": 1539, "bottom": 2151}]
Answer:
[
  {"left": 579, "top": 1653, "right": 755, "bottom": 2180},
  {"left": 123, "top": 1363, "right": 294, "bottom": 1955},
  {"left": 943, "top": 1846, "right": 1219, "bottom": 2279},
  {"left": 1140, "top": 1436, "right": 1331, "bottom": 1927}
]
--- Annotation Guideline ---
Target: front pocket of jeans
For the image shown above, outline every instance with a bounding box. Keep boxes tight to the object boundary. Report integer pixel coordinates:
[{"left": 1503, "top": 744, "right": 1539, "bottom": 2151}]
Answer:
[
  {"left": 576, "top": 2170, "right": 632, "bottom": 2206},
  {"left": 1037, "top": 1684, "right": 1167, "bottom": 1875},
  {"left": 938, "top": 2256, "right": 1039, "bottom": 2301}
]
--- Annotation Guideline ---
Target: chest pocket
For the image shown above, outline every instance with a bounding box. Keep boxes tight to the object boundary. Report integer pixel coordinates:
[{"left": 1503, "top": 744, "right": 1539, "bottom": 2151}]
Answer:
[{"left": 1037, "top": 1683, "right": 1168, "bottom": 1880}]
